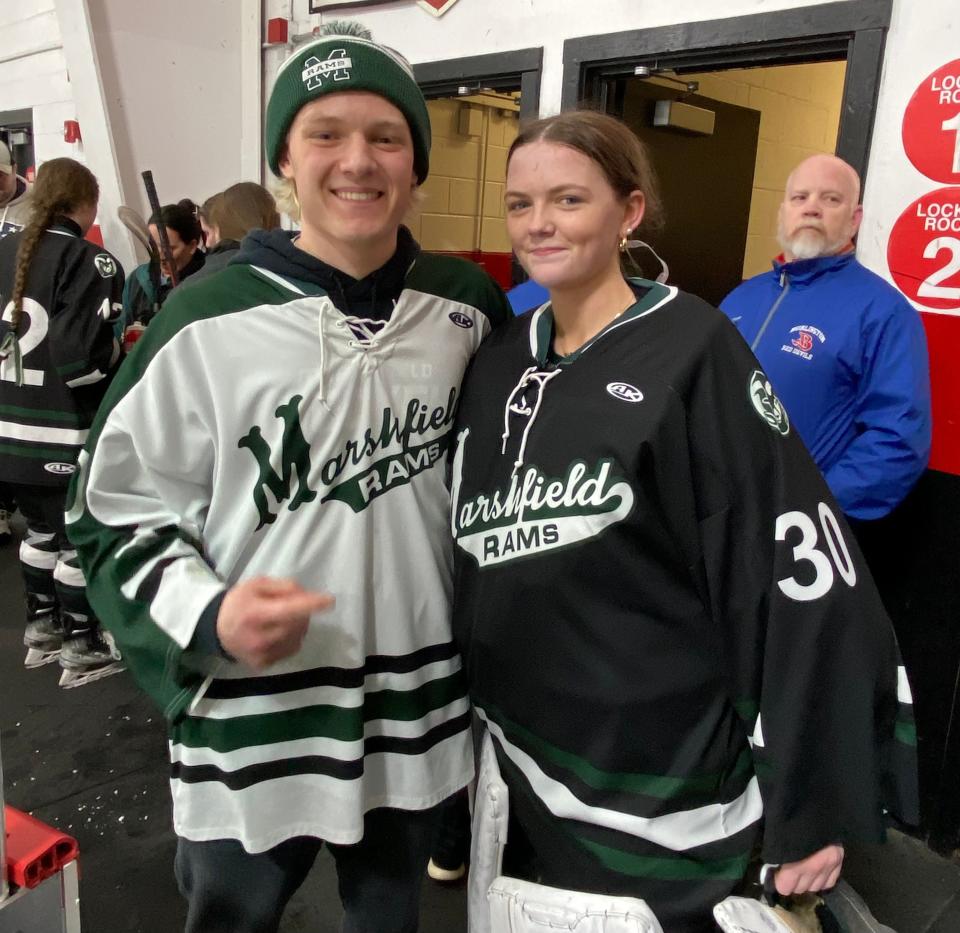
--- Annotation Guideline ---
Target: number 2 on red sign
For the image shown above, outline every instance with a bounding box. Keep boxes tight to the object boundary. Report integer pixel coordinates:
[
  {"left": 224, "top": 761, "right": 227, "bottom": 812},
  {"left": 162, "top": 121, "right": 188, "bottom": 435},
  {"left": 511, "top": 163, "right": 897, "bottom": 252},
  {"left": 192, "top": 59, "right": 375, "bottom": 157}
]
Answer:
[{"left": 919, "top": 237, "right": 960, "bottom": 301}]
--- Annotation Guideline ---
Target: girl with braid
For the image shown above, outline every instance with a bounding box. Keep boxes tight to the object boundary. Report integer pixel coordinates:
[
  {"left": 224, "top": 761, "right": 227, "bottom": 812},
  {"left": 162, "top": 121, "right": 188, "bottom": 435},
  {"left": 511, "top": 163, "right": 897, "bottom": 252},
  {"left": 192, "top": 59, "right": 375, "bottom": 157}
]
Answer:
[{"left": 0, "top": 157, "right": 126, "bottom": 687}]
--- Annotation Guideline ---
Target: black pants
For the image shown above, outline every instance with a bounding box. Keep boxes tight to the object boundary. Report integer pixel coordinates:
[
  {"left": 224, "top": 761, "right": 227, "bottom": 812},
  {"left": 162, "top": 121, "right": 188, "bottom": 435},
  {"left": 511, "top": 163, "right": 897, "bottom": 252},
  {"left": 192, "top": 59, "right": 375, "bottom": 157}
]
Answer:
[
  {"left": 10, "top": 483, "right": 92, "bottom": 630},
  {"left": 175, "top": 804, "right": 442, "bottom": 933}
]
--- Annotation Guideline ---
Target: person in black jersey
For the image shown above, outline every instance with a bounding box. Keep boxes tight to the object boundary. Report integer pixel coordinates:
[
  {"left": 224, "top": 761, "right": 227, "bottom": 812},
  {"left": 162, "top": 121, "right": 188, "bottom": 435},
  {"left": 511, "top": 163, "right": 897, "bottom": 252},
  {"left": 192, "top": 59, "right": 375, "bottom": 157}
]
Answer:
[
  {"left": 450, "top": 111, "right": 917, "bottom": 932},
  {"left": 0, "top": 157, "right": 124, "bottom": 686}
]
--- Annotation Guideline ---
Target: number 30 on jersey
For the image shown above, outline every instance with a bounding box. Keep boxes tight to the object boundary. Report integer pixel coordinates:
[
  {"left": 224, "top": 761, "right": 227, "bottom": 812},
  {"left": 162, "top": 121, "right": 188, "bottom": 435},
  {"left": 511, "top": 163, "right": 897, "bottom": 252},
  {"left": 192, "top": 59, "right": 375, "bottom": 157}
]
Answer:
[{"left": 776, "top": 503, "right": 857, "bottom": 602}]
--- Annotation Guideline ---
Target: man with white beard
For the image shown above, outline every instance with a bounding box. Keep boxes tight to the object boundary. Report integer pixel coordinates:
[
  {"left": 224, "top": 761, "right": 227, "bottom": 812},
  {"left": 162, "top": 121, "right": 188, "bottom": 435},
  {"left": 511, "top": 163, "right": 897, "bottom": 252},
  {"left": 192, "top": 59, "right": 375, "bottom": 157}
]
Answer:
[{"left": 721, "top": 153, "right": 931, "bottom": 522}]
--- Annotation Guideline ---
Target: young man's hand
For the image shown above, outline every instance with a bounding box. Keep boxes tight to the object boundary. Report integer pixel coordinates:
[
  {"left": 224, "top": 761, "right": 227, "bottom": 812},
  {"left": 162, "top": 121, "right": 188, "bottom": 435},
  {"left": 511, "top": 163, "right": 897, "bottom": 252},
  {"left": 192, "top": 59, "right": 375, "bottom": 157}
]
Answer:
[
  {"left": 775, "top": 844, "right": 844, "bottom": 895},
  {"left": 216, "top": 577, "right": 334, "bottom": 670}
]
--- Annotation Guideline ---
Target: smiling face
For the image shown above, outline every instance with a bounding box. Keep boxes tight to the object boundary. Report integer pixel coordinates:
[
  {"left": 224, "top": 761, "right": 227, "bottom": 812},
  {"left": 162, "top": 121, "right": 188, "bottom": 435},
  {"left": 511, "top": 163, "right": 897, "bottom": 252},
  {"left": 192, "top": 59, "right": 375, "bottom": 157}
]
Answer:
[
  {"left": 279, "top": 91, "right": 417, "bottom": 275},
  {"left": 505, "top": 140, "right": 644, "bottom": 297},
  {"left": 777, "top": 154, "right": 862, "bottom": 261}
]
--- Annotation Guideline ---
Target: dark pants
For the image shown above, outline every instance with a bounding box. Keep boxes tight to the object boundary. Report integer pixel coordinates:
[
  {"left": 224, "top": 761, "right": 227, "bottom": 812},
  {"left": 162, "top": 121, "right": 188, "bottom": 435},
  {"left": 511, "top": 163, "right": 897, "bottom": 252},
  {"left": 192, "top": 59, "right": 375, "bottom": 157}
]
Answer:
[
  {"left": 12, "top": 483, "right": 92, "bottom": 629},
  {"left": 175, "top": 805, "right": 441, "bottom": 933}
]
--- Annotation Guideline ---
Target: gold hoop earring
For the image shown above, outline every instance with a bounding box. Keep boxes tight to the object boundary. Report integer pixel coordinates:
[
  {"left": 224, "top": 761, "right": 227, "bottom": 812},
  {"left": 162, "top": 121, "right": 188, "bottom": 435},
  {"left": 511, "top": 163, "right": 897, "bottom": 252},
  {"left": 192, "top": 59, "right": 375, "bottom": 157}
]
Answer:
[{"left": 619, "top": 228, "right": 632, "bottom": 252}]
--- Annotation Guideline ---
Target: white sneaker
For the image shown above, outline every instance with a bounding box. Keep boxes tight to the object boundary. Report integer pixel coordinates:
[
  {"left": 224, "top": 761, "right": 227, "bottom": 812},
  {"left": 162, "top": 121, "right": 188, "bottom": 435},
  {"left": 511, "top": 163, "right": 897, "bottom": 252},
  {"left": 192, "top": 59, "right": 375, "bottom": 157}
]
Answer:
[{"left": 427, "top": 858, "right": 466, "bottom": 883}]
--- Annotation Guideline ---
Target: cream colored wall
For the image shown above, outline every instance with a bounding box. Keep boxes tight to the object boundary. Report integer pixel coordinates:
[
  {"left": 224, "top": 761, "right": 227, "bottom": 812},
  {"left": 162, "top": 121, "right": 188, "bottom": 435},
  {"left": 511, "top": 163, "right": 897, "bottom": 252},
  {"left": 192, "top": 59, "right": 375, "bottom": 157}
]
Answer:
[
  {"left": 687, "top": 61, "right": 846, "bottom": 278},
  {"left": 408, "top": 99, "right": 518, "bottom": 253}
]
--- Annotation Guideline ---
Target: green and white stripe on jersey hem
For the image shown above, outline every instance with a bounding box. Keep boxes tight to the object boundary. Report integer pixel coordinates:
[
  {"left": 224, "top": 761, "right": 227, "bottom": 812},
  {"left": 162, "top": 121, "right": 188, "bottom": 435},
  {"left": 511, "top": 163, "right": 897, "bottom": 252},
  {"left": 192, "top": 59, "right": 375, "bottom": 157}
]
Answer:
[
  {"left": 476, "top": 707, "right": 764, "bottom": 852},
  {"left": 187, "top": 654, "right": 463, "bottom": 719},
  {"left": 0, "top": 418, "right": 89, "bottom": 446},
  {"left": 169, "top": 643, "right": 470, "bottom": 787},
  {"left": 171, "top": 696, "right": 470, "bottom": 772},
  {"left": 176, "top": 668, "right": 467, "bottom": 755}
]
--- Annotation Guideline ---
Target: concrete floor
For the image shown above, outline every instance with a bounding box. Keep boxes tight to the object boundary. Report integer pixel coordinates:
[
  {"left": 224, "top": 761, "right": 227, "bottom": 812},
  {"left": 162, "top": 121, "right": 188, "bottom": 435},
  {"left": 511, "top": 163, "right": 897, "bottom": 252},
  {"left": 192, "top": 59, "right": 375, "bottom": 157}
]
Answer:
[
  {"left": 2, "top": 525, "right": 960, "bottom": 932},
  {"left": 0, "top": 529, "right": 466, "bottom": 933}
]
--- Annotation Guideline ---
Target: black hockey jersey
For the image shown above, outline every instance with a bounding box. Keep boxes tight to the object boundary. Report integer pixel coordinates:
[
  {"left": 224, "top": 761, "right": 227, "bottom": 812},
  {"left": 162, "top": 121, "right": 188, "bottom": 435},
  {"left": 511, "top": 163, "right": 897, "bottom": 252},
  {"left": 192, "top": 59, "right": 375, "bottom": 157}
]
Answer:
[
  {"left": 0, "top": 218, "right": 123, "bottom": 486},
  {"left": 451, "top": 280, "right": 917, "bottom": 929}
]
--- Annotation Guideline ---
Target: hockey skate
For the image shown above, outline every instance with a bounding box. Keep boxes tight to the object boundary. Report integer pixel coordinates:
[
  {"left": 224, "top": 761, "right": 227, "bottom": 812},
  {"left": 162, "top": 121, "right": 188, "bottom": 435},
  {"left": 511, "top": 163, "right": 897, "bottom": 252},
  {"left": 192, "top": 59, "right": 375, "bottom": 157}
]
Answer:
[
  {"left": 59, "top": 627, "right": 125, "bottom": 689},
  {"left": 23, "top": 600, "right": 65, "bottom": 668}
]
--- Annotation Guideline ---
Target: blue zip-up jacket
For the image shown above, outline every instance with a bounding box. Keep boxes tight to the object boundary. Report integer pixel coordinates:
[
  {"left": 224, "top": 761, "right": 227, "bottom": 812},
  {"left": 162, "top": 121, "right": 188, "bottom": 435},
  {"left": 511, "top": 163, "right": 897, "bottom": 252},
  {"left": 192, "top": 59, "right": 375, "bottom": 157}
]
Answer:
[{"left": 721, "top": 251, "right": 931, "bottom": 520}]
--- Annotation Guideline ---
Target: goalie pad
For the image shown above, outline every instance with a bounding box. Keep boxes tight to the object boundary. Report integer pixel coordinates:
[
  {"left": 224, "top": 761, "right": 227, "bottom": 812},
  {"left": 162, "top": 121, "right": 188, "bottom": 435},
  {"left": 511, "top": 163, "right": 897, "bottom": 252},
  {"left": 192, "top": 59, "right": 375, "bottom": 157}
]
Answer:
[
  {"left": 468, "top": 729, "right": 510, "bottom": 933},
  {"left": 487, "top": 876, "right": 664, "bottom": 933}
]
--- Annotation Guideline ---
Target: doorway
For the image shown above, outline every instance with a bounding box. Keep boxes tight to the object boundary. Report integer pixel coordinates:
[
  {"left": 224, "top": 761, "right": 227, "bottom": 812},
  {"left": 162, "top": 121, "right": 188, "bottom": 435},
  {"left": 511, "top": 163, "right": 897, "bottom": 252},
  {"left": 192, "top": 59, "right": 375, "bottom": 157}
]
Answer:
[
  {"left": 610, "top": 59, "right": 847, "bottom": 305},
  {"left": 413, "top": 48, "right": 541, "bottom": 289},
  {"left": 562, "top": 0, "right": 888, "bottom": 299}
]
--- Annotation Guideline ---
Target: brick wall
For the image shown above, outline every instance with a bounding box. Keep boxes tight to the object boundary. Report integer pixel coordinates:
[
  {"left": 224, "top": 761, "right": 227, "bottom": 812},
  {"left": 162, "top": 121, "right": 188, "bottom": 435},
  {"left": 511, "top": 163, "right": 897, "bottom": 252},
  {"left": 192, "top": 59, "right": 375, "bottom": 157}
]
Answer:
[
  {"left": 686, "top": 61, "right": 846, "bottom": 278},
  {"left": 408, "top": 97, "right": 518, "bottom": 254}
]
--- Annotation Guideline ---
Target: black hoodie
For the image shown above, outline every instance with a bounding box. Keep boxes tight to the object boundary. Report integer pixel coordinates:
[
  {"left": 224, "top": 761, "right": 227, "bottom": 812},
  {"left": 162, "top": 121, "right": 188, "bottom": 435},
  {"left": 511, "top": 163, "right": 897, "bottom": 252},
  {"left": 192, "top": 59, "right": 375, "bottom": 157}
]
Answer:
[{"left": 230, "top": 225, "right": 420, "bottom": 322}]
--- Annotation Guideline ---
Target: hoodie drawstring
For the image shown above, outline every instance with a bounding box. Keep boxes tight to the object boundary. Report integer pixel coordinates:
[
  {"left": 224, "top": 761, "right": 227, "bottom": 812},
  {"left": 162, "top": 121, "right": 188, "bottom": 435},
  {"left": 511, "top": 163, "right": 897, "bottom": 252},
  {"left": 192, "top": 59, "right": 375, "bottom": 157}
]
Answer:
[
  {"left": 317, "top": 305, "right": 329, "bottom": 409},
  {"left": 500, "top": 366, "right": 562, "bottom": 477}
]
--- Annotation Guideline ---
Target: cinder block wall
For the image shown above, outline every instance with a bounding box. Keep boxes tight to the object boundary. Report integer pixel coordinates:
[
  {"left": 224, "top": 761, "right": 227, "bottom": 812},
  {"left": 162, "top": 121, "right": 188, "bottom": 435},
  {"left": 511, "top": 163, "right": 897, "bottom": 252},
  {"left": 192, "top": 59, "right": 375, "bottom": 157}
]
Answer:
[
  {"left": 686, "top": 61, "right": 846, "bottom": 278},
  {"left": 408, "top": 98, "right": 518, "bottom": 254}
]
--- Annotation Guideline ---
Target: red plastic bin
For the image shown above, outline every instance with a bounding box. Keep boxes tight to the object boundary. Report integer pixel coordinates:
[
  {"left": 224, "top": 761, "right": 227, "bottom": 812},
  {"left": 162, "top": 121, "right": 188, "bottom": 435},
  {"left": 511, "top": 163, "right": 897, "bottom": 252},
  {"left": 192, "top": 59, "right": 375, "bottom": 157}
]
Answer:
[{"left": 3, "top": 806, "right": 79, "bottom": 889}]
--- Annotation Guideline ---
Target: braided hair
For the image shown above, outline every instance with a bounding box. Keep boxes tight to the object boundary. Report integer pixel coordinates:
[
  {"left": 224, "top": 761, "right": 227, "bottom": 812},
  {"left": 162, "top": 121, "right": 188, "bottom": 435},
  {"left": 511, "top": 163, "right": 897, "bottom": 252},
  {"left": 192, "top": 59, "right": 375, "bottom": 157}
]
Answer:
[{"left": 9, "top": 158, "right": 98, "bottom": 331}]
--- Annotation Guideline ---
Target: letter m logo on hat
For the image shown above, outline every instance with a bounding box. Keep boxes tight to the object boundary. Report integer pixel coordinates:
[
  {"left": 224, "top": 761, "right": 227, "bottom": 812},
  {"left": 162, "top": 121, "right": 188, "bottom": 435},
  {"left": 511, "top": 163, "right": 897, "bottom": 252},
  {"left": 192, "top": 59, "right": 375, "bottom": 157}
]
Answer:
[{"left": 301, "top": 49, "right": 352, "bottom": 90}]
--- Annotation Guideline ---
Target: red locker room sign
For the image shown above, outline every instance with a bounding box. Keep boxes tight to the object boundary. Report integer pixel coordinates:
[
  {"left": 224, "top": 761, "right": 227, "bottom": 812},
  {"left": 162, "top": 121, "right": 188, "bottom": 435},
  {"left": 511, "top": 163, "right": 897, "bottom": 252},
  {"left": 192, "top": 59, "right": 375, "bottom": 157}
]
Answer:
[
  {"left": 902, "top": 59, "right": 960, "bottom": 184},
  {"left": 888, "top": 187, "right": 960, "bottom": 314}
]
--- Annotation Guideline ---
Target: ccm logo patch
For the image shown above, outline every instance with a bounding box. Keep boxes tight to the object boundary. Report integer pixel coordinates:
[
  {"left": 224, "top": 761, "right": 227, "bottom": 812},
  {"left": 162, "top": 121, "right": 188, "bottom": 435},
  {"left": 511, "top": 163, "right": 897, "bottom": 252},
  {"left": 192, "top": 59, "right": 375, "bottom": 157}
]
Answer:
[
  {"left": 449, "top": 312, "right": 474, "bottom": 329},
  {"left": 606, "top": 382, "right": 643, "bottom": 403},
  {"left": 44, "top": 462, "right": 76, "bottom": 475}
]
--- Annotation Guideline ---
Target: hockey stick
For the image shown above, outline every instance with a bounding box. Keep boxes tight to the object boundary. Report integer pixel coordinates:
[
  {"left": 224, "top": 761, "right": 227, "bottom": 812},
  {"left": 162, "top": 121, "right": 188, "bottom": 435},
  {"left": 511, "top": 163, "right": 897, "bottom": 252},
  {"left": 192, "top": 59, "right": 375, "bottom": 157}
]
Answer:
[
  {"left": 141, "top": 170, "right": 180, "bottom": 287},
  {"left": 117, "top": 204, "right": 153, "bottom": 258}
]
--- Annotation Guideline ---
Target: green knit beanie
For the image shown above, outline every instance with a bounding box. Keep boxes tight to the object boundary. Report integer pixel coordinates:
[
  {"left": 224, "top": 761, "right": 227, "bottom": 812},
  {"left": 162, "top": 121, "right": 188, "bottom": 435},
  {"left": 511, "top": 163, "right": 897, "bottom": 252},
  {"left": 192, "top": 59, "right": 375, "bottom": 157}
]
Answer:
[{"left": 265, "top": 21, "right": 431, "bottom": 183}]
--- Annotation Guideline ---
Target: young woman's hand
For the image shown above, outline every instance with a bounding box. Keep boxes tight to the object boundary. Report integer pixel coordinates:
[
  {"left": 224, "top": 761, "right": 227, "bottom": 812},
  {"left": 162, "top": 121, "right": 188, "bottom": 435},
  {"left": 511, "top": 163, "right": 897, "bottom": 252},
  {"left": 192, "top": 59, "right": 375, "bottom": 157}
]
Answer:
[{"left": 775, "top": 844, "right": 844, "bottom": 895}]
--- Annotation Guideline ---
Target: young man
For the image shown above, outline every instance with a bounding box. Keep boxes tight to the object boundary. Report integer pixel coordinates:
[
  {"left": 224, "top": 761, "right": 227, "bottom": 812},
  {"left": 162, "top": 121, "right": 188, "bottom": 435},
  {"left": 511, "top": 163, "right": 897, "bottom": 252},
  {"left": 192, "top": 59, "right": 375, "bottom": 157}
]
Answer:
[{"left": 68, "top": 22, "right": 508, "bottom": 933}]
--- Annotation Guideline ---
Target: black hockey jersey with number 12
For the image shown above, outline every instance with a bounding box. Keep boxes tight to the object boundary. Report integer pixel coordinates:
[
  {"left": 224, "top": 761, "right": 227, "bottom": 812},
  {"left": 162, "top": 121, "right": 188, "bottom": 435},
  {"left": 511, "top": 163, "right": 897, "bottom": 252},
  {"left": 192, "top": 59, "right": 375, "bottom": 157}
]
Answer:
[
  {"left": 451, "top": 280, "right": 917, "bottom": 928},
  {"left": 0, "top": 218, "right": 124, "bottom": 486}
]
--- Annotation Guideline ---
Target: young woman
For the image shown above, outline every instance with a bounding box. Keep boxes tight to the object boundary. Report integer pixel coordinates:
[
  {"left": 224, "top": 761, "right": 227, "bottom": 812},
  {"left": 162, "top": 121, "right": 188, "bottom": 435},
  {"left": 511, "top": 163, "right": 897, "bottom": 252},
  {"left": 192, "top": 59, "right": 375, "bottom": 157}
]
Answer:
[
  {"left": 181, "top": 182, "right": 281, "bottom": 288},
  {"left": 121, "top": 198, "right": 204, "bottom": 332},
  {"left": 450, "top": 111, "right": 916, "bottom": 931},
  {"left": 0, "top": 157, "right": 124, "bottom": 686}
]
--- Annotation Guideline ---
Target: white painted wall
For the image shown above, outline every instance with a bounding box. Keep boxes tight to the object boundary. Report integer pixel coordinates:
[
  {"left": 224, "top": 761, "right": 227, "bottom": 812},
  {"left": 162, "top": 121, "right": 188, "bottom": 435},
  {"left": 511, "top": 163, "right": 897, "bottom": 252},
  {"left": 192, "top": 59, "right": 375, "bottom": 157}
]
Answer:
[
  {"left": 88, "top": 0, "right": 246, "bottom": 220},
  {"left": 271, "top": 0, "right": 954, "bottom": 304},
  {"left": 858, "top": 0, "right": 959, "bottom": 311},
  {"left": 0, "top": 0, "right": 80, "bottom": 166},
  {"left": 272, "top": 0, "right": 842, "bottom": 116},
  {"left": 2, "top": 0, "right": 250, "bottom": 268},
  {"left": 4, "top": 0, "right": 956, "bottom": 289}
]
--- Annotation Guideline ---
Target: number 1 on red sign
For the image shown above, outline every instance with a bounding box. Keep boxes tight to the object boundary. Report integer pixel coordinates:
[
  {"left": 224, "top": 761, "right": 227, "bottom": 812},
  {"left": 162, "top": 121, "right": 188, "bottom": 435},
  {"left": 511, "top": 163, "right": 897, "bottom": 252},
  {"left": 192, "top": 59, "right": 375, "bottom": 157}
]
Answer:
[{"left": 944, "top": 112, "right": 960, "bottom": 174}]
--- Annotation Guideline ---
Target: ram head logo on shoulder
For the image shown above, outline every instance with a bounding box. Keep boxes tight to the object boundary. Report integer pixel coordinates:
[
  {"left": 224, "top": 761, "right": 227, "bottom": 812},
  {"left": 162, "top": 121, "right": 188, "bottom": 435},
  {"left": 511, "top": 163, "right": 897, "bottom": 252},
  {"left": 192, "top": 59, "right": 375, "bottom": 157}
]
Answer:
[{"left": 748, "top": 370, "right": 790, "bottom": 436}]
